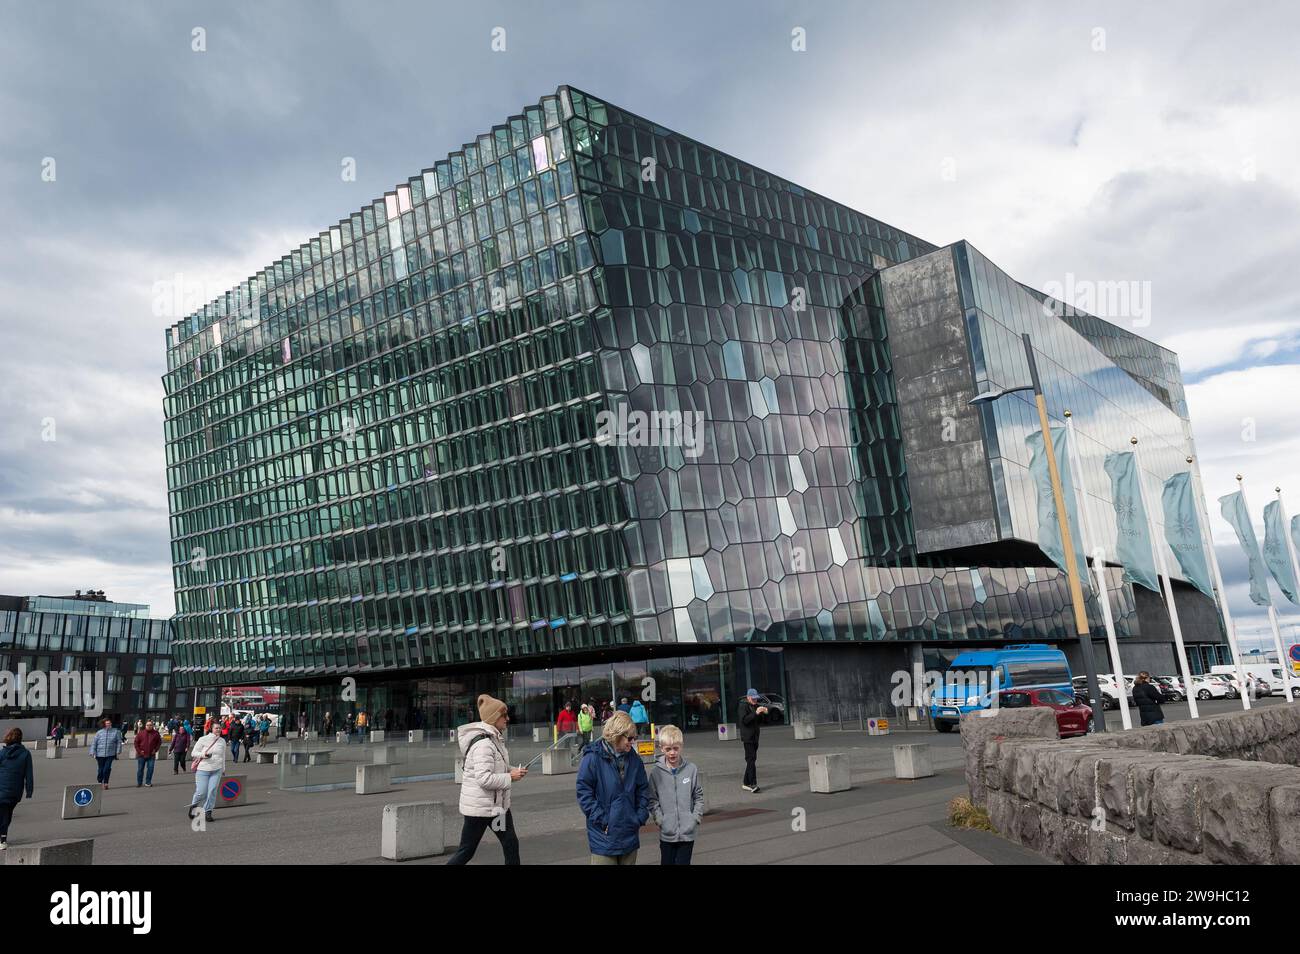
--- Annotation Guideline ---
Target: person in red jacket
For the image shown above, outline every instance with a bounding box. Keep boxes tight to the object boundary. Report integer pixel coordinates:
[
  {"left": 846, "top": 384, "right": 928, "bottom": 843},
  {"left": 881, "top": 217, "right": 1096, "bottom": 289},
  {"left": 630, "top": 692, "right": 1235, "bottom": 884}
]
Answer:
[
  {"left": 134, "top": 720, "right": 163, "bottom": 788},
  {"left": 556, "top": 702, "right": 578, "bottom": 737}
]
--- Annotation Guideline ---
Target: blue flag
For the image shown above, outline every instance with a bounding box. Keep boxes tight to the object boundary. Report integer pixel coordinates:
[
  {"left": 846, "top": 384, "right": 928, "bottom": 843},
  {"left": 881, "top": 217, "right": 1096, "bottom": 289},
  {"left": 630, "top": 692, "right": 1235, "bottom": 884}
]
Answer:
[
  {"left": 1104, "top": 451, "right": 1161, "bottom": 593},
  {"left": 1262, "top": 500, "right": 1298, "bottom": 604},
  {"left": 1218, "top": 491, "right": 1271, "bottom": 607},
  {"left": 1161, "top": 471, "right": 1215, "bottom": 600},
  {"left": 1025, "top": 425, "right": 1086, "bottom": 581}
]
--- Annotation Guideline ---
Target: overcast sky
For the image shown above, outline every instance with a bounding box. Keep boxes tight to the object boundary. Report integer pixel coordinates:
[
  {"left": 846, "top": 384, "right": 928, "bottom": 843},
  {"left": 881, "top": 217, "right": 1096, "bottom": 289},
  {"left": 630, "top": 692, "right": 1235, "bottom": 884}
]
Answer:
[{"left": 1, "top": 0, "right": 1297, "bottom": 652}]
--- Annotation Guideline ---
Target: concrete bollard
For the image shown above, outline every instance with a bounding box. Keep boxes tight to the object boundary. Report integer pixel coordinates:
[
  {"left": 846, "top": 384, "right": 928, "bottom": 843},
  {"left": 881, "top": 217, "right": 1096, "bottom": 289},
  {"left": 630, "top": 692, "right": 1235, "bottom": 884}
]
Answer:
[
  {"left": 356, "top": 763, "right": 393, "bottom": 795},
  {"left": 381, "top": 801, "right": 445, "bottom": 860},
  {"left": 217, "top": 775, "right": 247, "bottom": 807},
  {"left": 808, "top": 753, "right": 851, "bottom": 793},
  {"left": 454, "top": 758, "right": 464, "bottom": 783},
  {"left": 6, "top": 838, "right": 94, "bottom": 865},
  {"left": 372, "top": 744, "right": 399, "bottom": 765},
  {"left": 532, "top": 727, "right": 551, "bottom": 743},
  {"left": 24, "top": 740, "right": 46, "bottom": 751},
  {"left": 793, "top": 721, "right": 816, "bottom": 741},
  {"left": 717, "top": 723, "right": 738, "bottom": 741},
  {"left": 542, "top": 749, "right": 576, "bottom": 776},
  {"left": 61, "top": 784, "right": 103, "bottom": 820},
  {"left": 408, "top": 729, "right": 425, "bottom": 743},
  {"left": 336, "top": 732, "right": 349, "bottom": 744},
  {"left": 64, "top": 736, "right": 80, "bottom": 748},
  {"left": 46, "top": 744, "right": 64, "bottom": 759},
  {"left": 255, "top": 750, "right": 278, "bottom": 765},
  {"left": 370, "top": 730, "right": 386, "bottom": 743},
  {"left": 892, "top": 743, "right": 934, "bottom": 779},
  {"left": 866, "top": 717, "right": 891, "bottom": 736},
  {"left": 448, "top": 729, "right": 457, "bottom": 742}
]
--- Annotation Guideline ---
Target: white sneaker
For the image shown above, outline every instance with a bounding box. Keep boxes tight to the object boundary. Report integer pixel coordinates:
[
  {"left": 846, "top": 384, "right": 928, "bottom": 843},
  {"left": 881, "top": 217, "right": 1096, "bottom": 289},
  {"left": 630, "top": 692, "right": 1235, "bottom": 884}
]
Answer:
[{"left": 741, "top": 784, "right": 756, "bottom": 792}]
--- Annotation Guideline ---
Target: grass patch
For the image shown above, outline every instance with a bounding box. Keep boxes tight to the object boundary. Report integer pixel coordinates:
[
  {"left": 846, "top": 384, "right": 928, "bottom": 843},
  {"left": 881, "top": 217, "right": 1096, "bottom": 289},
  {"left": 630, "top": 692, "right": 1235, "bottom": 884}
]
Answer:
[{"left": 947, "top": 795, "right": 995, "bottom": 831}]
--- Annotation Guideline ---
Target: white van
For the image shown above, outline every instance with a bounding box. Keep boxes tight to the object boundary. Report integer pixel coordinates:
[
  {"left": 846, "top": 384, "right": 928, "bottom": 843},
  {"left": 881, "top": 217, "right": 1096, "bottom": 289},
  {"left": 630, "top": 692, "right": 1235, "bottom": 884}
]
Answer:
[{"left": 1210, "top": 664, "right": 1299, "bottom": 698}]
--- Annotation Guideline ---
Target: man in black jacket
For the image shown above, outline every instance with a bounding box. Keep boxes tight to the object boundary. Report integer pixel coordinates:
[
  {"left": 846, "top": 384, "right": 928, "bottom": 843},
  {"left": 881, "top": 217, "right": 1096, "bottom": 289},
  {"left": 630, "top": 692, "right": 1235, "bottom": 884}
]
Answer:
[
  {"left": 738, "top": 689, "right": 768, "bottom": 793},
  {"left": 1132, "top": 672, "right": 1165, "bottom": 726}
]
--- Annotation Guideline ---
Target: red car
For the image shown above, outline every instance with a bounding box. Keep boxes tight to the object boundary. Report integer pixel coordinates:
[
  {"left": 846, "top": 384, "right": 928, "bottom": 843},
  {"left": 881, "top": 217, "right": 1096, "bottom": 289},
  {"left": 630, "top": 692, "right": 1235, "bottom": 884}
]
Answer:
[{"left": 998, "top": 688, "right": 1094, "bottom": 737}]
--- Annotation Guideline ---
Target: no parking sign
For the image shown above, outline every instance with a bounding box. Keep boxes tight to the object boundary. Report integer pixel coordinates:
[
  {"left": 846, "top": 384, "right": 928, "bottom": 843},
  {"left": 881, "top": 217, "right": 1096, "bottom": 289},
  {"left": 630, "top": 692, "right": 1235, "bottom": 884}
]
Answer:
[{"left": 218, "top": 775, "right": 247, "bottom": 806}]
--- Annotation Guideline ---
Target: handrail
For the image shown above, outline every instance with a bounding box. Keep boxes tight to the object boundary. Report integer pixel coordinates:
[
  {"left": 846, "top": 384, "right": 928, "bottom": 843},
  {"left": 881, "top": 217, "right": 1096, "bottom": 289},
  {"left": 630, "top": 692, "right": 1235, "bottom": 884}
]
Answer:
[{"left": 522, "top": 731, "right": 583, "bottom": 769}]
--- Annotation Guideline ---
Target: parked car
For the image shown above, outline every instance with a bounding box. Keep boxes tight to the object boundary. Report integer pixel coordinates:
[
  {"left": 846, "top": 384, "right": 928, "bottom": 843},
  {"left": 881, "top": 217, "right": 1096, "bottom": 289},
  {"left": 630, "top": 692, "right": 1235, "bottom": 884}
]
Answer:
[
  {"left": 1189, "top": 675, "right": 1234, "bottom": 700},
  {"left": 1204, "top": 673, "right": 1242, "bottom": 699},
  {"left": 929, "top": 644, "right": 1073, "bottom": 732},
  {"left": 998, "top": 688, "right": 1094, "bottom": 737},
  {"left": 1209, "top": 663, "right": 1300, "bottom": 698},
  {"left": 754, "top": 693, "right": 786, "bottom": 725},
  {"left": 1153, "top": 676, "right": 1184, "bottom": 702},
  {"left": 1071, "top": 674, "right": 1130, "bottom": 711}
]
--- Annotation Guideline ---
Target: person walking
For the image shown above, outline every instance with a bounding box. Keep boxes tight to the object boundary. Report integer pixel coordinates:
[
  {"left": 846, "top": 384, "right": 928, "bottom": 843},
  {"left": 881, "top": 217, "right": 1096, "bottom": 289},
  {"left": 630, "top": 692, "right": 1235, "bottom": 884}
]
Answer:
[
  {"left": 576, "top": 710, "right": 649, "bottom": 865},
  {"left": 187, "top": 723, "right": 228, "bottom": 824},
  {"left": 241, "top": 716, "right": 255, "bottom": 763},
  {"left": 556, "top": 702, "right": 578, "bottom": 739},
  {"left": 446, "top": 693, "right": 526, "bottom": 865},
  {"left": 738, "top": 689, "right": 768, "bottom": 793},
  {"left": 617, "top": 697, "right": 632, "bottom": 714},
  {"left": 170, "top": 723, "right": 191, "bottom": 774},
  {"left": 90, "top": 718, "right": 123, "bottom": 787},
  {"left": 0, "top": 728, "right": 35, "bottom": 851},
  {"left": 49, "top": 722, "right": 65, "bottom": 745},
  {"left": 1133, "top": 671, "right": 1166, "bottom": 727},
  {"left": 134, "top": 720, "right": 162, "bottom": 787},
  {"left": 228, "top": 717, "right": 245, "bottom": 763},
  {"left": 628, "top": 698, "right": 649, "bottom": 734},
  {"left": 647, "top": 725, "right": 704, "bottom": 865},
  {"left": 323, "top": 712, "right": 334, "bottom": 739},
  {"left": 297, "top": 711, "right": 307, "bottom": 739},
  {"left": 577, "top": 704, "right": 594, "bottom": 748}
]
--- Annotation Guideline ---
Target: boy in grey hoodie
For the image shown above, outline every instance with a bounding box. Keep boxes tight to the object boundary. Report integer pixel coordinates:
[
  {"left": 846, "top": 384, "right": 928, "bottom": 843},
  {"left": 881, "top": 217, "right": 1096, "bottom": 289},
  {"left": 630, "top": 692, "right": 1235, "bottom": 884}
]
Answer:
[{"left": 647, "top": 724, "right": 704, "bottom": 865}]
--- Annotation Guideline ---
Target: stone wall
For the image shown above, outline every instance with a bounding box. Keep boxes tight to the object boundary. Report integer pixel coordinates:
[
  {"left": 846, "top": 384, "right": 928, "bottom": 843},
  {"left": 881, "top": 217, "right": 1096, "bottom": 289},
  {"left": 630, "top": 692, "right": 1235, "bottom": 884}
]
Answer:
[{"left": 963, "top": 704, "right": 1300, "bottom": 864}]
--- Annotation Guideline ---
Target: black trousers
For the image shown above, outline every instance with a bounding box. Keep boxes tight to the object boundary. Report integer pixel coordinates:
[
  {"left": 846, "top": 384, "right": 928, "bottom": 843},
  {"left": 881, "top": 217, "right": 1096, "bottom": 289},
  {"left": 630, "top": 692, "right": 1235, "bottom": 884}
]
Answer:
[
  {"left": 743, "top": 741, "right": 758, "bottom": 787},
  {"left": 445, "top": 810, "right": 520, "bottom": 865},
  {"left": 173, "top": 751, "right": 187, "bottom": 773},
  {"left": 0, "top": 799, "right": 16, "bottom": 839},
  {"left": 660, "top": 840, "right": 695, "bottom": 865}
]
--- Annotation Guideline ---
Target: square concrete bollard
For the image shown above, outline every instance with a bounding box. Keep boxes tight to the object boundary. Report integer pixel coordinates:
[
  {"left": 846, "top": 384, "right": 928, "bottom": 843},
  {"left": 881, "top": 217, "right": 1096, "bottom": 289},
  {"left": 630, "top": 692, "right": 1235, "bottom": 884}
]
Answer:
[
  {"left": 448, "top": 729, "right": 457, "bottom": 742},
  {"left": 408, "top": 729, "right": 425, "bottom": 743},
  {"left": 25, "top": 740, "right": 46, "bottom": 751},
  {"left": 356, "top": 763, "right": 393, "bottom": 795},
  {"left": 866, "top": 717, "right": 891, "bottom": 736},
  {"left": 808, "top": 753, "right": 851, "bottom": 794},
  {"left": 370, "top": 730, "right": 386, "bottom": 743},
  {"left": 64, "top": 736, "right": 79, "bottom": 748},
  {"left": 46, "top": 744, "right": 64, "bottom": 759},
  {"left": 793, "top": 721, "right": 816, "bottom": 740},
  {"left": 217, "top": 775, "right": 248, "bottom": 807},
  {"left": 6, "top": 838, "right": 94, "bottom": 865},
  {"left": 717, "top": 723, "right": 738, "bottom": 741},
  {"left": 381, "top": 801, "right": 445, "bottom": 860},
  {"left": 336, "top": 732, "right": 349, "bottom": 744},
  {"left": 372, "top": 744, "right": 398, "bottom": 765},
  {"left": 542, "top": 749, "right": 576, "bottom": 775},
  {"left": 61, "top": 784, "right": 103, "bottom": 819},
  {"left": 454, "top": 758, "right": 464, "bottom": 783},
  {"left": 303, "top": 730, "right": 316, "bottom": 741},
  {"left": 893, "top": 743, "right": 934, "bottom": 780},
  {"left": 532, "top": 727, "right": 551, "bottom": 743}
]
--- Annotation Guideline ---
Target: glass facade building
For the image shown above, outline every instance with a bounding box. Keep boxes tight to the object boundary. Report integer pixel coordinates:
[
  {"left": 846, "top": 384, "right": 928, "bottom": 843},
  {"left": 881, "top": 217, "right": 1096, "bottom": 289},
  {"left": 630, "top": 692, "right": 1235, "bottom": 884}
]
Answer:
[{"left": 162, "top": 87, "right": 1229, "bottom": 728}]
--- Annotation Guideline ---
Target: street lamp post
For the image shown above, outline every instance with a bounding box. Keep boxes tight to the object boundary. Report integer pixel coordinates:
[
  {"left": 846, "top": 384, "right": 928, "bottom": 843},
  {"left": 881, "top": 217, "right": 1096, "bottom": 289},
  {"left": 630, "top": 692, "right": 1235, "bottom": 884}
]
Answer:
[{"left": 971, "top": 332, "right": 1107, "bottom": 731}]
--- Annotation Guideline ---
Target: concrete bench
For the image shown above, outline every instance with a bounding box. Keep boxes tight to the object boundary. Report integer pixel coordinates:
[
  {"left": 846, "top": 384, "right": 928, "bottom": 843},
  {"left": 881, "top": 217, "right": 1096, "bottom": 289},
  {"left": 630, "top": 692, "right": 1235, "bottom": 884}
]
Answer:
[
  {"left": 255, "top": 750, "right": 278, "bottom": 764},
  {"left": 5, "top": 838, "right": 94, "bottom": 865},
  {"left": 893, "top": 743, "right": 933, "bottom": 779},
  {"left": 356, "top": 763, "right": 393, "bottom": 795},
  {"left": 808, "top": 753, "right": 850, "bottom": 793},
  {"left": 793, "top": 721, "right": 816, "bottom": 741},
  {"left": 289, "top": 750, "right": 332, "bottom": 766},
  {"left": 381, "top": 801, "right": 445, "bottom": 860},
  {"left": 372, "top": 744, "right": 399, "bottom": 765},
  {"left": 61, "top": 784, "right": 103, "bottom": 819},
  {"left": 532, "top": 727, "right": 551, "bottom": 743},
  {"left": 542, "top": 749, "right": 576, "bottom": 776}
]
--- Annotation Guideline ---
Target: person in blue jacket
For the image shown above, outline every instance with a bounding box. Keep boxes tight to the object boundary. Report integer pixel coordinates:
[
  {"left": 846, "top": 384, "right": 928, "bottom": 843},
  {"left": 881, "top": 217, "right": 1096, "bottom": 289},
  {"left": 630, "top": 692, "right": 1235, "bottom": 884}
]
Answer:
[
  {"left": 0, "top": 728, "right": 35, "bottom": 850},
  {"left": 576, "top": 710, "right": 648, "bottom": 865}
]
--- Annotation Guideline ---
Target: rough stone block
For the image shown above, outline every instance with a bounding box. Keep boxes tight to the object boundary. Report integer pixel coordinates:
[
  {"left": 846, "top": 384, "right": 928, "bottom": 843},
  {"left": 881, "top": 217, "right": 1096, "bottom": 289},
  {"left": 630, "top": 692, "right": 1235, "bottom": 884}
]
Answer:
[
  {"left": 380, "top": 801, "right": 444, "bottom": 860},
  {"left": 960, "top": 706, "right": 1057, "bottom": 805},
  {"left": 1060, "top": 818, "right": 1090, "bottom": 865},
  {"left": 1270, "top": 783, "right": 1300, "bottom": 864},
  {"left": 808, "top": 753, "right": 850, "bottom": 793},
  {"left": 1199, "top": 760, "right": 1300, "bottom": 864}
]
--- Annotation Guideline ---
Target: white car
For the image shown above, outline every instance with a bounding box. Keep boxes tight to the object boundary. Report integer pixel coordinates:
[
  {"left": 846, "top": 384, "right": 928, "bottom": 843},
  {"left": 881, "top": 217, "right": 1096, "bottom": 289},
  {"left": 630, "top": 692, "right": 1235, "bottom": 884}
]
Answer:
[{"left": 1190, "top": 675, "right": 1234, "bottom": 700}]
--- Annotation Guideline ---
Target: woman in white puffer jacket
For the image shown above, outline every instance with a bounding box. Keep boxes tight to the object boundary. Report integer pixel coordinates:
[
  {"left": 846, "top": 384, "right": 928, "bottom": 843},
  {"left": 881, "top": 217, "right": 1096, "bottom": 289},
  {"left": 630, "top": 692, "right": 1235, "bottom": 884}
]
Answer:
[{"left": 446, "top": 693, "right": 527, "bottom": 864}]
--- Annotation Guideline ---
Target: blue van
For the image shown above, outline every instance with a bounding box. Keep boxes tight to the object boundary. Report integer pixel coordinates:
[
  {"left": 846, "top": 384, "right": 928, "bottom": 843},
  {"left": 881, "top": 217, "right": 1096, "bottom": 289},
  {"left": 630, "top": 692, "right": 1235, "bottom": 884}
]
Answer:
[{"left": 928, "top": 644, "right": 1073, "bottom": 732}]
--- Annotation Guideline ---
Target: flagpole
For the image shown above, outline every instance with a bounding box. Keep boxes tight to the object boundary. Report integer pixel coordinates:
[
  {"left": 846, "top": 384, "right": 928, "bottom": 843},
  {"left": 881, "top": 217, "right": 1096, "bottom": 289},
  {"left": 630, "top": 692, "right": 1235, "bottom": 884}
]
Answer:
[
  {"left": 1064, "top": 411, "right": 1130, "bottom": 729},
  {"left": 1187, "top": 456, "right": 1250, "bottom": 711},
  {"left": 1238, "top": 476, "right": 1295, "bottom": 704},
  {"left": 1131, "top": 437, "right": 1199, "bottom": 719},
  {"left": 1271, "top": 486, "right": 1300, "bottom": 702}
]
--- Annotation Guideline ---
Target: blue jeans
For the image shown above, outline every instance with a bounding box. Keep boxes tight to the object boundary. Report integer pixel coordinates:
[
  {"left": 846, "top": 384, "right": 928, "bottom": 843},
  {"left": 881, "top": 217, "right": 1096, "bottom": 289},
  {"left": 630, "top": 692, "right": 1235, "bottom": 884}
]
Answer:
[
  {"left": 136, "top": 756, "right": 156, "bottom": 785},
  {"left": 190, "top": 770, "right": 222, "bottom": 813},
  {"left": 231, "top": 740, "right": 241, "bottom": 761},
  {"left": 95, "top": 756, "right": 115, "bottom": 783}
]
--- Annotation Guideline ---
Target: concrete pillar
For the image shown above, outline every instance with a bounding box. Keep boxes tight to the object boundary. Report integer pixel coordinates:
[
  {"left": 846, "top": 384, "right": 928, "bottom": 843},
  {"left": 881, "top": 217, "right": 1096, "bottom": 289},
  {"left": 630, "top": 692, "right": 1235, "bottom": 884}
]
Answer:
[
  {"left": 46, "top": 744, "right": 64, "bottom": 759},
  {"left": 793, "top": 720, "right": 816, "bottom": 740},
  {"left": 381, "top": 801, "right": 445, "bottom": 860},
  {"left": 356, "top": 763, "right": 393, "bottom": 795},
  {"left": 217, "top": 775, "right": 247, "bottom": 807},
  {"left": 5, "top": 838, "right": 94, "bottom": 865},
  {"left": 336, "top": 732, "right": 349, "bottom": 744},
  {"left": 454, "top": 758, "right": 464, "bottom": 783},
  {"left": 61, "top": 784, "right": 103, "bottom": 820},
  {"left": 893, "top": 743, "right": 934, "bottom": 779},
  {"left": 808, "top": 753, "right": 850, "bottom": 793},
  {"left": 542, "top": 749, "right": 576, "bottom": 775},
  {"left": 717, "top": 723, "right": 738, "bottom": 741}
]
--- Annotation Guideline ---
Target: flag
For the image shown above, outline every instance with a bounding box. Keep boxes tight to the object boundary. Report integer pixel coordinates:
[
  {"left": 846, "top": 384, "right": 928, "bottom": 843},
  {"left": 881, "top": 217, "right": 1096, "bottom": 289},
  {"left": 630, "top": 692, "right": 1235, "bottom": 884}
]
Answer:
[
  {"left": 1104, "top": 451, "right": 1160, "bottom": 593},
  {"left": 1218, "top": 491, "right": 1271, "bottom": 607},
  {"left": 1262, "top": 500, "right": 1298, "bottom": 604},
  {"left": 1025, "top": 425, "right": 1086, "bottom": 581},
  {"left": 1161, "top": 471, "right": 1215, "bottom": 600}
]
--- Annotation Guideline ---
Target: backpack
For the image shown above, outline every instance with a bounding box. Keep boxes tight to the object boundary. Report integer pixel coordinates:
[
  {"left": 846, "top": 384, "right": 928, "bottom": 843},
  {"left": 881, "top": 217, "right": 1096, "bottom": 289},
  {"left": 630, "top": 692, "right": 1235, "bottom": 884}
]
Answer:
[{"left": 459, "top": 734, "right": 495, "bottom": 780}]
